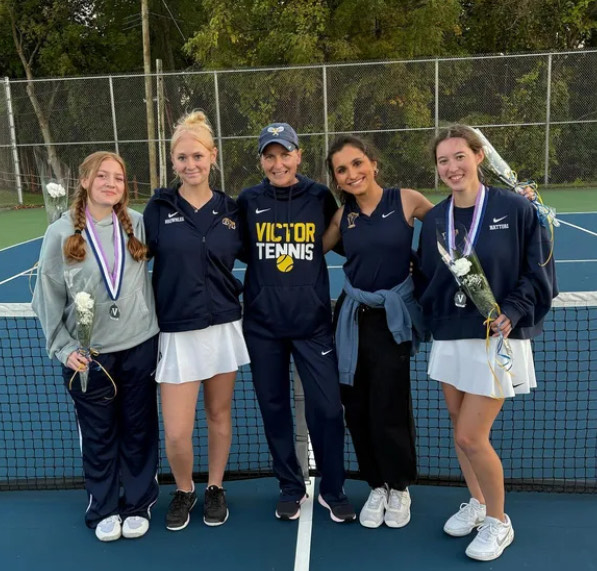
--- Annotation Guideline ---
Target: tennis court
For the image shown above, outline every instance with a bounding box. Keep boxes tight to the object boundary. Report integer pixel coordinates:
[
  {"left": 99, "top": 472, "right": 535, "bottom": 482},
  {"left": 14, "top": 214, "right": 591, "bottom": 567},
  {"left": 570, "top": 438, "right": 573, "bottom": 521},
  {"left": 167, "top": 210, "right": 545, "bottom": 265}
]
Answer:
[{"left": 1, "top": 202, "right": 596, "bottom": 570}]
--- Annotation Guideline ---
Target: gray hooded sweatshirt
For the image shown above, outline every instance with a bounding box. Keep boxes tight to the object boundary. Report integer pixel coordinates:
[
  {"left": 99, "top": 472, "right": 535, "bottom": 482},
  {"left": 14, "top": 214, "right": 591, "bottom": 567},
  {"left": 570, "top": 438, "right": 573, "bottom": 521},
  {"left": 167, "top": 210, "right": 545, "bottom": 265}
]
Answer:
[{"left": 32, "top": 208, "right": 159, "bottom": 365}]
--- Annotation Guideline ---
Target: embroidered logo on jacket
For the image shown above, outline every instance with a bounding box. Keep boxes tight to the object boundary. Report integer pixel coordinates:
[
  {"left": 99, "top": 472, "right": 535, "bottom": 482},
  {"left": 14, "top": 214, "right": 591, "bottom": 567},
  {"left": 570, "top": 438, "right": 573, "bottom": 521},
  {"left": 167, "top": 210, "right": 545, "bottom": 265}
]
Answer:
[{"left": 222, "top": 217, "right": 236, "bottom": 230}]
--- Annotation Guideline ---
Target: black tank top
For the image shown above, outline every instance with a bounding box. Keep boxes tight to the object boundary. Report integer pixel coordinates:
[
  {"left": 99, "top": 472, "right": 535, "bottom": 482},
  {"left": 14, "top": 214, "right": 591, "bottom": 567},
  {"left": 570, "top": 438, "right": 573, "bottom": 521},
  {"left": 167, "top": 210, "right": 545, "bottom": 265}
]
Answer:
[{"left": 340, "top": 188, "right": 414, "bottom": 292}]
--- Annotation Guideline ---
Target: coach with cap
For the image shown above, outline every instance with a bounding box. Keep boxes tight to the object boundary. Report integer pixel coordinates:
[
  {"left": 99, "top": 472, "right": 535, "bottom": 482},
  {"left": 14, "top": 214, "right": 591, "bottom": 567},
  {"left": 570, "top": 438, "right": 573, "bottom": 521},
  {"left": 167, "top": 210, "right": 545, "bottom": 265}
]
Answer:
[{"left": 237, "top": 122, "right": 356, "bottom": 523}]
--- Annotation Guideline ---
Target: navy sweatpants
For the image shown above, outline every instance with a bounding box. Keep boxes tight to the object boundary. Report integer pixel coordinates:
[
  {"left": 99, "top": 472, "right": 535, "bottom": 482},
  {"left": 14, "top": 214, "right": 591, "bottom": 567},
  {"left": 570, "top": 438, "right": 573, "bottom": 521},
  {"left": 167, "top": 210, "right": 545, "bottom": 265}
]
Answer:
[
  {"left": 62, "top": 335, "right": 159, "bottom": 528},
  {"left": 245, "top": 330, "right": 347, "bottom": 505}
]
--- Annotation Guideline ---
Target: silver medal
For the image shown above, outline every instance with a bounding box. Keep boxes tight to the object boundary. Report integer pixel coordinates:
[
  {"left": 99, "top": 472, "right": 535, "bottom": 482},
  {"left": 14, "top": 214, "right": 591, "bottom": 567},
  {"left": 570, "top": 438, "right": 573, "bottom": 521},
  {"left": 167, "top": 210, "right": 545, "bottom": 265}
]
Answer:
[{"left": 454, "top": 290, "right": 467, "bottom": 308}]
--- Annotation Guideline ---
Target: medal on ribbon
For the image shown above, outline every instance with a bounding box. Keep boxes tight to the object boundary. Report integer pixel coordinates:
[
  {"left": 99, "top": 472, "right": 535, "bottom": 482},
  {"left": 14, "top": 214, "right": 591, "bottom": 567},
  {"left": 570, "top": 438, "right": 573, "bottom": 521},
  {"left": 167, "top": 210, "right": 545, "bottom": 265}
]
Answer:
[
  {"left": 85, "top": 208, "right": 125, "bottom": 320},
  {"left": 446, "top": 185, "right": 487, "bottom": 308}
]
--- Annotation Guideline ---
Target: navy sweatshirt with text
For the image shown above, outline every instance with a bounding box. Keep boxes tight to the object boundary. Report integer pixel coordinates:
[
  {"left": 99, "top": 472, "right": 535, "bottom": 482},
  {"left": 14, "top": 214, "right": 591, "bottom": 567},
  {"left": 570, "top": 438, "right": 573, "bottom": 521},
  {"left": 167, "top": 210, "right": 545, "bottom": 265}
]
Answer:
[
  {"left": 143, "top": 186, "right": 243, "bottom": 332},
  {"left": 417, "top": 186, "right": 557, "bottom": 340},
  {"left": 237, "top": 175, "right": 338, "bottom": 339}
]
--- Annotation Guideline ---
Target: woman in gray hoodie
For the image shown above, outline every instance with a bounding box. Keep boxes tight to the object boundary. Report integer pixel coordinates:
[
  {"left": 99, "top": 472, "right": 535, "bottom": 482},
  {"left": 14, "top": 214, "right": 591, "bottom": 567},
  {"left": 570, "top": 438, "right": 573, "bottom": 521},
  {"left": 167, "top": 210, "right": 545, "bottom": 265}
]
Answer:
[{"left": 33, "top": 151, "right": 159, "bottom": 542}]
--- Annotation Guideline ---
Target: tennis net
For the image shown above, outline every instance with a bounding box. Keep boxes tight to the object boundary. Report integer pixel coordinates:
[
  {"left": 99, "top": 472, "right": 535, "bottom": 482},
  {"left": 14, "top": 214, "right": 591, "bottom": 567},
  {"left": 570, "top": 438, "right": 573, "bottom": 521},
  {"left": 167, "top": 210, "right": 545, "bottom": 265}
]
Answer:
[{"left": 1, "top": 292, "right": 595, "bottom": 493}]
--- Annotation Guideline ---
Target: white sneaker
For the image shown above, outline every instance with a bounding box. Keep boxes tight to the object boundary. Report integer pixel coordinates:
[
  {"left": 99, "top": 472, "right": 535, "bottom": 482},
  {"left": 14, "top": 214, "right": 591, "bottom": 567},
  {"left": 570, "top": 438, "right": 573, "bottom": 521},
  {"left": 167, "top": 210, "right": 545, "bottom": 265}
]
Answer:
[
  {"left": 122, "top": 516, "right": 150, "bottom": 539},
  {"left": 465, "top": 515, "right": 514, "bottom": 561},
  {"left": 443, "top": 498, "right": 486, "bottom": 537},
  {"left": 95, "top": 515, "right": 122, "bottom": 542},
  {"left": 359, "top": 487, "right": 387, "bottom": 528},
  {"left": 384, "top": 488, "right": 411, "bottom": 528}
]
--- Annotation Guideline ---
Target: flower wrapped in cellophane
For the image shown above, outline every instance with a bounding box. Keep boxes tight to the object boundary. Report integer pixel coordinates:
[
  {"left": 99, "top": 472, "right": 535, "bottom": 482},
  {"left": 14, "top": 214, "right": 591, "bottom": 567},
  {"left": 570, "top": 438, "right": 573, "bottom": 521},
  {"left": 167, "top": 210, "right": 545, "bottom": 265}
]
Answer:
[
  {"left": 64, "top": 269, "right": 116, "bottom": 397},
  {"left": 437, "top": 226, "right": 513, "bottom": 397},
  {"left": 35, "top": 151, "right": 71, "bottom": 225},
  {"left": 471, "top": 128, "right": 558, "bottom": 264},
  {"left": 73, "top": 291, "right": 95, "bottom": 392}
]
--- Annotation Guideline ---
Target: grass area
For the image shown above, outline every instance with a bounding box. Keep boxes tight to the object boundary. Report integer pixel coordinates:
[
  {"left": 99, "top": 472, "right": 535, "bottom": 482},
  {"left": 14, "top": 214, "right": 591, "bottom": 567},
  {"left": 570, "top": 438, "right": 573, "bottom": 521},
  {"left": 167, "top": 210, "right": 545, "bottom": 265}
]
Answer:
[{"left": 421, "top": 187, "right": 597, "bottom": 212}]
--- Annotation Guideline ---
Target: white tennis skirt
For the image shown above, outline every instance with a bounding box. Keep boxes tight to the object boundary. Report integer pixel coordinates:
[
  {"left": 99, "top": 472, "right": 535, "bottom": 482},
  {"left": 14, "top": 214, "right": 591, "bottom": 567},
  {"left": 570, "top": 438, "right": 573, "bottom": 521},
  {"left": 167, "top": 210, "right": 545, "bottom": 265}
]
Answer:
[
  {"left": 156, "top": 320, "right": 251, "bottom": 384},
  {"left": 428, "top": 338, "right": 536, "bottom": 399}
]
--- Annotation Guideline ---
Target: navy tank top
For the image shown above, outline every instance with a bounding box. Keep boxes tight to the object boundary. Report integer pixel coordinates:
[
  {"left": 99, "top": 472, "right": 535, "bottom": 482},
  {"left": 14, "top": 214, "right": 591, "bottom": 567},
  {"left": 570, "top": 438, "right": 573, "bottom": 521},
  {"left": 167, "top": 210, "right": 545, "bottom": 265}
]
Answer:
[{"left": 340, "top": 188, "right": 414, "bottom": 292}]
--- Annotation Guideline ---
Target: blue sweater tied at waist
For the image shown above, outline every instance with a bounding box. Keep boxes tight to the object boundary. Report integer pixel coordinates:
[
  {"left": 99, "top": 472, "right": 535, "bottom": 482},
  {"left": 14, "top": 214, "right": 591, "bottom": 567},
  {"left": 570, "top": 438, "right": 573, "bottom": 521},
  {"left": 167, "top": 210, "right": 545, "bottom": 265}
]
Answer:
[{"left": 335, "top": 275, "right": 427, "bottom": 386}]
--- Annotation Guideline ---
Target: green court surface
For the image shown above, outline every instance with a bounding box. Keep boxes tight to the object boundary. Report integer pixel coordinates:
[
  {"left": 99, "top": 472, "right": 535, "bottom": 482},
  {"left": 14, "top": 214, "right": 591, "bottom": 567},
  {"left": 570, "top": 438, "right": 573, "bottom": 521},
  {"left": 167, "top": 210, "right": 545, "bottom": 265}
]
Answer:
[{"left": 0, "top": 187, "right": 595, "bottom": 250}]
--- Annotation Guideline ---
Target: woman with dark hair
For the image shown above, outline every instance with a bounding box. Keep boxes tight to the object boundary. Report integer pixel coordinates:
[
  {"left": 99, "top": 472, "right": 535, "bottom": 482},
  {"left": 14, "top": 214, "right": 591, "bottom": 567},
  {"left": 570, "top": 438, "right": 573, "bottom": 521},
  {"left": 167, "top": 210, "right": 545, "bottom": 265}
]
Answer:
[
  {"left": 324, "top": 135, "right": 431, "bottom": 529},
  {"left": 33, "top": 151, "right": 159, "bottom": 542},
  {"left": 418, "top": 124, "right": 556, "bottom": 561}
]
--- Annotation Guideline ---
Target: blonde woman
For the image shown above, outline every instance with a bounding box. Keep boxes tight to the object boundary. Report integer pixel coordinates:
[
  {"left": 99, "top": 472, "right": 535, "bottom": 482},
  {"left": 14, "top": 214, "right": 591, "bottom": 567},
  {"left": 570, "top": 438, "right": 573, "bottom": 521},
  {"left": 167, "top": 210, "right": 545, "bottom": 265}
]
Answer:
[
  {"left": 33, "top": 151, "right": 160, "bottom": 542},
  {"left": 143, "top": 111, "right": 249, "bottom": 531}
]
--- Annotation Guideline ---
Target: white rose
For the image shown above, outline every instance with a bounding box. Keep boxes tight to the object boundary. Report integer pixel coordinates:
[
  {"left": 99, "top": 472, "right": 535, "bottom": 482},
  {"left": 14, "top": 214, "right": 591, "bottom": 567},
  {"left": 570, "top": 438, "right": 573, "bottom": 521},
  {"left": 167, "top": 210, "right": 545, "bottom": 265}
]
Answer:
[
  {"left": 46, "top": 182, "right": 66, "bottom": 198},
  {"left": 74, "top": 292, "right": 94, "bottom": 313},
  {"left": 452, "top": 257, "right": 472, "bottom": 277}
]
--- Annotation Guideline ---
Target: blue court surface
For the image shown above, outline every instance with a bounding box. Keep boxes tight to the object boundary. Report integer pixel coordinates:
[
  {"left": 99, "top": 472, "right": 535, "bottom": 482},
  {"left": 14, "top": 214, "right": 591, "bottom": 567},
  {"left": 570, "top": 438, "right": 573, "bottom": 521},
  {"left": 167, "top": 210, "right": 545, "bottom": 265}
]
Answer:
[
  {"left": 1, "top": 212, "right": 597, "bottom": 300},
  {"left": 1, "top": 479, "right": 596, "bottom": 571},
  {"left": 1, "top": 212, "right": 596, "bottom": 570}
]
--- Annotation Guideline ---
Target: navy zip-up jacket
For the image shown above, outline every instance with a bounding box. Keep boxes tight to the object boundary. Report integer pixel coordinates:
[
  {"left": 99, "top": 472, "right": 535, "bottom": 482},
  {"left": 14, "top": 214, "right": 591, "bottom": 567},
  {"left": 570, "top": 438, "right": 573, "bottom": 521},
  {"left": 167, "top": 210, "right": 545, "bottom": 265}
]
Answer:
[
  {"left": 237, "top": 175, "right": 338, "bottom": 339},
  {"left": 418, "top": 186, "right": 557, "bottom": 340},
  {"left": 143, "top": 186, "right": 243, "bottom": 332}
]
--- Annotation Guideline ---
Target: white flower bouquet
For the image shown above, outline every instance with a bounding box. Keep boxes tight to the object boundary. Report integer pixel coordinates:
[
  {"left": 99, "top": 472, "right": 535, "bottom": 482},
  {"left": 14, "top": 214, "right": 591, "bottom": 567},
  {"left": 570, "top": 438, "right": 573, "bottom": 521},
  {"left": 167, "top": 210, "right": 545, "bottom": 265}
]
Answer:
[
  {"left": 472, "top": 128, "right": 559, "bottom": 233},
  {"left": 35, "top": 151, "right": 71, "bottom": 225},
  {"left": 437, "top": 226, "right": 513, "bottom": 388},
  {"left": 43, "top": 181, "right": 68, "bottom": 225},
  {"left": 73, "top": 291, "right": 95, "bottom": 392}
]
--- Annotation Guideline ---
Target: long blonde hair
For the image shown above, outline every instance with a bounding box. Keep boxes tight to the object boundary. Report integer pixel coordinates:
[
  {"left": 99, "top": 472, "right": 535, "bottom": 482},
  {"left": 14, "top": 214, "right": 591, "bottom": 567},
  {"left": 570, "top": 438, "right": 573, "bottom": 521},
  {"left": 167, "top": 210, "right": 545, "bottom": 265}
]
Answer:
[{"left": 63, "top": 151, "right": 148, "bottom": 263}]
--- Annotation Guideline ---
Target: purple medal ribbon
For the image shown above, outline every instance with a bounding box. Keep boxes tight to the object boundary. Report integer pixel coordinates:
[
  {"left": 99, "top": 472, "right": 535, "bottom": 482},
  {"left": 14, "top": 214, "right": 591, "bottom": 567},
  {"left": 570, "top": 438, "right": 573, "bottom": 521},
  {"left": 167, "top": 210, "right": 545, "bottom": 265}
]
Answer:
[
  {"left": 84, "top": 208, "right": 125, "bottom": 302},
  {"left": 446, "top": 184, "right": 487, "bottom": 258}
]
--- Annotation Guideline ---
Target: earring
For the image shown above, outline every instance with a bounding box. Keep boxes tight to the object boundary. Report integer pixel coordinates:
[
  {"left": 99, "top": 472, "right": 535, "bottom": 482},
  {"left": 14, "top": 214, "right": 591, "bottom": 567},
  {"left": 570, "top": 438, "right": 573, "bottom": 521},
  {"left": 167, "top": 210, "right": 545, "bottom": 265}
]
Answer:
[{"left": 374, "top": 168, "right": 379, "bottom": 176}]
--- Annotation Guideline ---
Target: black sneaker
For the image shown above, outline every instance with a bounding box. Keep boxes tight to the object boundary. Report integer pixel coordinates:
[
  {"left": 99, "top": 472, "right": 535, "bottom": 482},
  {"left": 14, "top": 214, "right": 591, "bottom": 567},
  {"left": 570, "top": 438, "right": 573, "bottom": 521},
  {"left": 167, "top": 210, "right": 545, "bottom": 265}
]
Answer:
[
  {"left": 203, "top": 485, "right": 229, "bottom": 526},
  {"left": 166, "top": 489, "right": 197, "bottom": 531},
  {"left": 317, "top": 494, "right": 357, "bottom": 523},
  {"left": 275, "top": 495, "right": 307, "bottom": 520}
]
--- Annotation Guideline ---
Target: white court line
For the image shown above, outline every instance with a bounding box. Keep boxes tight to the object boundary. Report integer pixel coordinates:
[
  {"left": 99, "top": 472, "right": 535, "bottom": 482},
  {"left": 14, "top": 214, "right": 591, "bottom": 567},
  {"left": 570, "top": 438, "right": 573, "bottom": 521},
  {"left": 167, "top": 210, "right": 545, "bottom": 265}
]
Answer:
[
  {"left": 0, "top": 236, "right": 42, "bottom": 253},
  {"left": 294, "top": 477, "right": 315, "bottom": 571},
  {"left": 556, "top": 218, "right": 597, "bottom": 237},
  {"left": 0, "top": 267, "right": 36, "bottom": 286}
]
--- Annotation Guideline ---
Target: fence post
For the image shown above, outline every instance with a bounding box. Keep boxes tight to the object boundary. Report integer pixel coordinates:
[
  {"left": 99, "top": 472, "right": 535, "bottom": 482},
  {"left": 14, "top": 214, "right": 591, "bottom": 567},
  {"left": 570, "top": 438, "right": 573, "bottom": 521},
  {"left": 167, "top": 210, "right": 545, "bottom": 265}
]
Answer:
[
  {"left": 4, "top": 77, "right": 23, "bottom": 204},
  {"left": 213, "top": 71, "right": 226, "bottom": 194},
  {"left": 156, "top": 59, "right": 167, "bottom": 188},
  {"left": 322, "top": 64, "right": 330, "bottom": 188},
  {"left": 108, "top": 76, "right": 120, "bottom": 156},
  {"left": 544, "top": 53, "right": 553, "bottom": 186}
]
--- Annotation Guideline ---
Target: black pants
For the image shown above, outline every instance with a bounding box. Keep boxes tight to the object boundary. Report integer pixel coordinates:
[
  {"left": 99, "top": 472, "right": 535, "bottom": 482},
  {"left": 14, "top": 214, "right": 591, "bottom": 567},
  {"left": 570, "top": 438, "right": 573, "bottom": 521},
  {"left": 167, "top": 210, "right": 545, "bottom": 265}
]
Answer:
[
  {"left": 245, "top": 330, "right": 347, "bottom": 504},
  {"left": 340, "top": 306, "right": 417, "bottom": 490},
  {"left": 62, "top": 335, "right": 159, "bottom": 528}
]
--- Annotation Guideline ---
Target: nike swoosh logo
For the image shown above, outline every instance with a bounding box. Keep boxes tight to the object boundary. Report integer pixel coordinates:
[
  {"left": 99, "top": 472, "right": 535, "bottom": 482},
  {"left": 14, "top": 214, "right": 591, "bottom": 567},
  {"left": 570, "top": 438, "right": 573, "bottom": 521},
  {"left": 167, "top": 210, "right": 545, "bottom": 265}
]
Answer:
[
  {"left": 168, "top": 211, "right": 179, "bottom": 218},
  {"left": 321, "top": 349, "right": 333, "bottom": 356},
  {"left": 382, "top": 211, "right": 395, "bottom": 219},
  {"left": 493, "top": 215, "right": 507, "bottom": 223},
  {"left": 256, "top": 208, "right": 271, "bottom": 214},
  {"left": 212, "top": 210, "right": 218, "bottom": 215}
]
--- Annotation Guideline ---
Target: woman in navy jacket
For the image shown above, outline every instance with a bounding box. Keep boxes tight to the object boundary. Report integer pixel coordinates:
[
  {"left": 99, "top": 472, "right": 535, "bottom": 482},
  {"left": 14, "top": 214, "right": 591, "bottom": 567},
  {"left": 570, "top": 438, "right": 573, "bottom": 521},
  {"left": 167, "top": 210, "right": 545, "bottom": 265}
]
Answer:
[
  {"left": 237, "top": 122, "right": 356, "bottom": 523},
  {"left": 418, "top": 125, "right": 556, "bottom": 561},
  {"left": 144, "top": 111, "right": 249, "bottom": 532}
]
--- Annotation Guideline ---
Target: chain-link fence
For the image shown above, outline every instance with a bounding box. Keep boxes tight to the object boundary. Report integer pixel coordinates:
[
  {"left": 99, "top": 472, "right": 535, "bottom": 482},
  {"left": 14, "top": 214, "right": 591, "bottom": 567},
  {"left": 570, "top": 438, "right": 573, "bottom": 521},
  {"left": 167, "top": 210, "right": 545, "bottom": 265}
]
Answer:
[{"left": 1, "top": 49, "right": 597, "bottom": 207}]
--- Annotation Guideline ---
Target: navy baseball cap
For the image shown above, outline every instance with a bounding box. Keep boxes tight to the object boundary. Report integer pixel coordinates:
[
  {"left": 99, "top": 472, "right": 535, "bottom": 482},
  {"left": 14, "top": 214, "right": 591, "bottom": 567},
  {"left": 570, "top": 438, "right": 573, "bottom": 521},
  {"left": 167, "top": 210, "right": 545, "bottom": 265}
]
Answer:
[{"left": 258, "top": 123, "right": 299, "bottom": 154}]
